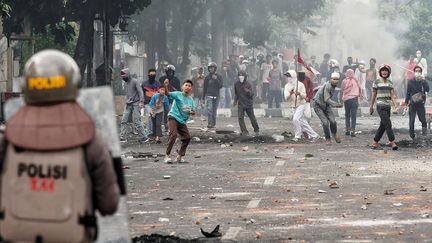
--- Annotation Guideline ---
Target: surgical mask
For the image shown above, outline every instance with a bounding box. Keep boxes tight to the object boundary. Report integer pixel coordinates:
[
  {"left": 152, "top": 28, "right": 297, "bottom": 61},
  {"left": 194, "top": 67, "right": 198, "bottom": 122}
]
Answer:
[
  {"left": 287, "top": 77, "right": 296, "bottom": 84},
  {"left": 415, "top": 72, "right": 422, "bottom": 78},
  {"left": 239, "top": 76, "right": 245, "bottom": 82},
  {"left": 417, "top": 54, "right": 422, "bottom": 58}
]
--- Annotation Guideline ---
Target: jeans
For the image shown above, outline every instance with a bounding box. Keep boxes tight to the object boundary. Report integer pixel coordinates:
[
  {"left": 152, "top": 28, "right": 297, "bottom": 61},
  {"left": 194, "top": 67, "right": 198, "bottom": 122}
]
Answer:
[
  {"left": 262, "top": 83, "right": 269, "bottom": 101},
  {"left": 293, "top": 104, "right": 319, "bottom": 139},
  {"left": 374, "top": 105, "right": 395, "bottom": 142},
  {"left": 238, "top": 105, "right": 259, "bottom": 135},
  {"left": 151, "top": 112, "right": 164, "bottom": 137},
  {"left": 344, "top": 97, "right": 359, "bottom": 132},
  {"left": 409, "top": 103, "right": 427, "bottom": 138},
  {"left": 166, "top": 117, "right": 191, "bottom": 156},
  {"left": 206, "top": 96, "right": 219, "bottom": 127},
  {"left": 218, "top": 87, "right": 232, "bottom": 108},
  {"left": 268, "top": 90, "right": 282, "bottom": 108},
  {"left": 144, "top": 104, "right": 153, "bottom": 134},
  {"left": 120, "top": 103, "right": 147, "bottom": 140},
  {"left": 313, "top": 103, "right": 337, "bottom": 140}
]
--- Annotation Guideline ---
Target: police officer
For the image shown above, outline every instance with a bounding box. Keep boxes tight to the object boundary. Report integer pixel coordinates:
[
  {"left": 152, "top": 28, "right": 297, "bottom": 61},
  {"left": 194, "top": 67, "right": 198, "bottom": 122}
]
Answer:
[{"left": 0, "top": 50, "right": 120, "bottom": 242}]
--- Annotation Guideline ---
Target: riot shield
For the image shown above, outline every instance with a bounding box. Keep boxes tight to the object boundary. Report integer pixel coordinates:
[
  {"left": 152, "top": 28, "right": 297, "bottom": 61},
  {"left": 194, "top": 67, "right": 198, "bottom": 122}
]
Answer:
[{"left": 4, "top": 86, "right": 131, "bottom": 243}]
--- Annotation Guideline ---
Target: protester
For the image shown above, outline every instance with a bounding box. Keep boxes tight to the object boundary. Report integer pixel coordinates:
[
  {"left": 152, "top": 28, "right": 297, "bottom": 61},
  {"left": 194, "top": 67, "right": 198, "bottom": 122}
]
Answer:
[
  {"left": 149, "top": 86, "right": 170, "bottom": 143},
  {"left": 365, "top": 58, "right": 378, "bottom": 102},
  {"left": 159, "top": 64, "right": 181, "bottom": 132},
  {"left": 203, "top": 62, "right": 223, "bottom": 128},
  {"left": 320, "top": 53, "right": 331, "bottom": 84},
  {"left": 164, "top": 80, "right": 196, "bottom": 163},
  {"left": 246, "top": 57, "right": 260, "bottom": 102},
  {"left": 234, "top": 70, "right": 260, "bottom": 136},
  {"left": 355, "top": 60, "right": 367, "bottom": 104},
  {"left": 267, "top": 59, "right": 283, "bottom": 108},
  {"left": 369, "top": 64, "right": 398, "bottom": 150},
  {"left": 298, "top": 71, "right": 314, "bottom": 122},
  {"left": 342, "top": 69, "right": 363, "bottom": 137},
  {"left": 342, "top": 56, "right": 358, "bottom": 74},
  {"left": 313, "top": 72, "right": 343, "bottom": 145},
  {"left": 219, "top": 61, "right": 233, "bottom": 109},
  {"left": 191, "top": 66, "right": 205, "bottom": 108},
  {"left": 284, "top": 70, "right": 319, "bottom": 142},
  {"left": 414, "top": 50, "right": 428, "bottom": 76},
  {"left": 119, "top": 68, "right": 148, "bottom": 143},
  {"left": 142, "top": 68, "right": 161, "bottom": 134},
  {"left": 405, "top": 65, "right": 430, "bottom": 139},
  {"left": 260, "top": 54, "right": 273, "bottom": 102}
]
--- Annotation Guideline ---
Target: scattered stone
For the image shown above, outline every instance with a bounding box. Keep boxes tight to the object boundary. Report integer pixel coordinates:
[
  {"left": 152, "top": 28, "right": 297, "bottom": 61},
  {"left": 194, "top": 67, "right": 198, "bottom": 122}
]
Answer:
[
  {"left": 361, "top": 205, "right": 368, "bottom": 210},
  {"left": 345, "top": 173, "right": 351, "bottom": 176},
  {"left": 421, "top": 213, "right": 430, "bottom": 218},
  {"left": 329, "top": 182, "right": 339, "bottom": 189},
  {"left": 162, "top": 197, "right": 174, "bottom": 201},
  {"left": 420, "top": 186, "right": 427, "bottom": 192},
  {"left": 195, "top": 220, "right": 201, "bottom": 225},
  {"left": 163, "top": 175, "right": 171, "bottom": 179},
  {"left": 291, "top": 198, "right": 299, "bottom": 202},
  {"left": 272, "top": 134, "right": 285, "bottom": 143},
  {"left": 210, "top": 196, "right": 216, "bottom": 199},
  {"left": 384, "top": 189, "right": 395, "bottom": 195},
  {"left": 318, "top": 190, "right": 327, "bottom": 193},
  {"left": 305, "top": 153, "right": 314, "bottom": 158},
  {"left": 393, "top": 202, "right": 403, "bottom": 207},
  {"left": 242, "top": 146, "right": 249, "bottom": 151},
  {"left": 192, "top": 137, "right": 201, "bottom": 142}
]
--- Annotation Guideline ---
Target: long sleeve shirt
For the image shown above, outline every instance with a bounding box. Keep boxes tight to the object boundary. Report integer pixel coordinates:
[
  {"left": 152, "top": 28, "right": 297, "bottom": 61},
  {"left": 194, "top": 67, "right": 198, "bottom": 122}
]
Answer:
[
  {"left": 405, "top": 78, "right": 430, "bottom": 104},
  {"left": 149, "top": 93, "right": 170, "bottom": 113},
  {"left": 313, "top": 82, "right": 340, "bottom": 108},
  {"left": 284, "top": 81, "right": 306, "bottom": 108},
  {"left": 234, "top": 81, "right": 254, "bottom": 108},
  {"left": 124, "top": 78, "right": 144, "bottom": 105},
  {"left": 203, "top": 73, "right": 223, "bottom": 97}
]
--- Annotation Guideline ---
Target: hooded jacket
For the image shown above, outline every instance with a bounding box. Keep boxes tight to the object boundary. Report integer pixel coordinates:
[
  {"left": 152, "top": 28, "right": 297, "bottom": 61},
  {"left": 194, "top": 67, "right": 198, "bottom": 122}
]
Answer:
[
  {"left": 122, "top": 68, "right": 144, "bottom": 105},
  {"left": 234, "top": 75, "right": 254, "bottom": 108},
  {"left": 342, "top": 69, "right": 362, "bottom": 101},
  {"left": 284, "top": 70, "right": 306, "bottom": 108}
]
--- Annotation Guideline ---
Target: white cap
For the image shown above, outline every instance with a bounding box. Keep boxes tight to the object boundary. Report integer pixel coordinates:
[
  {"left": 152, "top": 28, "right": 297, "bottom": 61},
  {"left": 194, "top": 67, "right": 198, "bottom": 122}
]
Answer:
[{"left": 331, "top": 72, "right": 340, "bottom": 79}]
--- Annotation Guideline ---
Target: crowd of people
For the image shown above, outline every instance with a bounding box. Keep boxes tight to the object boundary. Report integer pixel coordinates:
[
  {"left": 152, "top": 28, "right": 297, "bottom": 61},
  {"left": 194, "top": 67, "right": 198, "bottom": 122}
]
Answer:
[{"left": 119, "top": 49, "right": 431, "bottom": 162}]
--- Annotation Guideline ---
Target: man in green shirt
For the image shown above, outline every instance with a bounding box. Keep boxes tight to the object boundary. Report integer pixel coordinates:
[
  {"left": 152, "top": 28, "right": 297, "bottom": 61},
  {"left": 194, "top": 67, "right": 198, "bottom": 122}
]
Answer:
[
  {"left": 369, "top": 64, "right": 398, "bottom": 150},
  {"left": 164, "top": 80, "right": 196, "bottom": 163}
]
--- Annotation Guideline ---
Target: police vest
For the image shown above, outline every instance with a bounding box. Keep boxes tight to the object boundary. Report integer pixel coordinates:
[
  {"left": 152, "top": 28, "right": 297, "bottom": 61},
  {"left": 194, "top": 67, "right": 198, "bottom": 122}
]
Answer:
[{"left": 0, "top": 144, "right": 95, "bottom": 243}]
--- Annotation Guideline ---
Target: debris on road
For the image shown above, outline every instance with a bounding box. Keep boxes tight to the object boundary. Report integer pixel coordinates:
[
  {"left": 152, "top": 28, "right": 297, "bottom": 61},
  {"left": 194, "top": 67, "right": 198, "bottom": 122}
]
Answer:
[
  {"left": 200, "top": 225, "right": 222, "bottom": 238},
  {"left": 305, "top": 153, "right": 314, "bottom": 158},
  {"left": 163, "top": 175, "right": 171, "bottom": 179},
  {"left": 318, "top": 190, "right": 327, "bottom": 193},
  {"left": 420, "top": 186, "right": 427, "bottom": 191},
  {"left": 384, "top": 189, "right": 395, "bottom": 195},
  {"left": 329, "top": 182, "right": 339, "bottom": 189},
  {"left": 162, "top": 197, "right": 174, "bottom": 201},
  {"left": 393, "top": 202, "right": 403, "bottom": 207},
  {"left": 242, "top": 146, "right": 249, "bottom": 151},
  {"left": 272, "top": 134, "right": 285, "bottom": 143},
  {"left": 361, "top": 205, "right": 368, "bottom": 210}
]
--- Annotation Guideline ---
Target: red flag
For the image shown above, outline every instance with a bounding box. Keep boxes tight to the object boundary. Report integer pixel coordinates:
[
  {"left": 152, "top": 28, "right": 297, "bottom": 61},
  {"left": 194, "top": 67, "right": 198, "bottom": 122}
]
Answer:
[{"left": 297, "top": 48, "right": 314, "bottom": 74}]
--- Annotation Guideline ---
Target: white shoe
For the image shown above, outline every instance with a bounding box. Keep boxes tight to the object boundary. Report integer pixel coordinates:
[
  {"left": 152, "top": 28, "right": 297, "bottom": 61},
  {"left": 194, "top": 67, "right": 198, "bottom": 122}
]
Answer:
[
  {"left": 292, "top": 137, "right": 299, "bottom": 142},
  {"left": 164, "top": 156, "right": 172, "bottom": 164}
]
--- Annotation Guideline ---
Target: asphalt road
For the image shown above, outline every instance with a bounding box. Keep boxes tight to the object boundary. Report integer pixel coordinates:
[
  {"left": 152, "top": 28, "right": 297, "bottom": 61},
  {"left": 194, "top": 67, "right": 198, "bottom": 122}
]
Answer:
[{"left": 122, "top": 115, "right": 432, "bottom": 242}]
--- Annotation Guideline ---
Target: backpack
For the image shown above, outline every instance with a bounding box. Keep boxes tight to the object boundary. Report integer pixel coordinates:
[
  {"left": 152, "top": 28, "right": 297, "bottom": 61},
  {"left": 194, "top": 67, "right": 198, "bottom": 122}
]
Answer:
[{"left": 0, "top": 143, "right": 95, "bottom": 243}]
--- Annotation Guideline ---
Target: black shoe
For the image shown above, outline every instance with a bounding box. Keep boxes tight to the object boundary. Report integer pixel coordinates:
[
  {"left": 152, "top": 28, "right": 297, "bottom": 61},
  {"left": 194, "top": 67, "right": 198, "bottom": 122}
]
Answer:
[
  {"left": 350, "top": 131, "right": 356, "bottom": 137},
  {"left": 345, "top": 131, "right": 350, "bottom": 136}
]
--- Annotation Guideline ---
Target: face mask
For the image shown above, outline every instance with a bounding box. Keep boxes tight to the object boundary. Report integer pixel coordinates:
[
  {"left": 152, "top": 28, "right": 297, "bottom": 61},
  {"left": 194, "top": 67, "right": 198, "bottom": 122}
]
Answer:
[
  {"left": 417, "top": 54, "right": 422, "bottom": 58},
  {"left": 287, "top": 77, "right": 296, "bottom": 83},
  {"left": 239, "top": 76, "right": 245, "bottom": 82},
  {"left": 415, "top": 72, "right": 422, "bottom": 78},
  {"left": 148, "top": 75, "right": 156, "bottom": 81},
  {"left": 122, "top": 76, "right": 129, "bottom": 82}
]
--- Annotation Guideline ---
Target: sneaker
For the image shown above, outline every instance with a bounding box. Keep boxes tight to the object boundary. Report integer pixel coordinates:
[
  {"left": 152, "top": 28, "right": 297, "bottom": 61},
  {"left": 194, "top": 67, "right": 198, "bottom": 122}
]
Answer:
[
  {"left": 175, "top": 155, "right": 187, "bottom": 163},
  {"left": 350, "top": 131, "right": 356, "bottom": 137},
  {"left": 292, "top": 137, "right": 299, "bottom": 142},
  {"left": 164, "top": 155, "right": 173, "bottom": 164},
  {"left": 345, "top": 131, "right": 350, "bottom": 136},
  {"left": 325, "top": 139, "right": 332, "bottom": 146},
  {"left": 139, "top": 138, "right": 151, "bottom": 144}
]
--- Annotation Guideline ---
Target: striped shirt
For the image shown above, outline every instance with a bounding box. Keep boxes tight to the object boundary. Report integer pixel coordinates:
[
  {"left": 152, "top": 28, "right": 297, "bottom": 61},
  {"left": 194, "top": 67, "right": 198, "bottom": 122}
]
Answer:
[{"left": 373, "top": 78, "right": 393, "bottom": 106}]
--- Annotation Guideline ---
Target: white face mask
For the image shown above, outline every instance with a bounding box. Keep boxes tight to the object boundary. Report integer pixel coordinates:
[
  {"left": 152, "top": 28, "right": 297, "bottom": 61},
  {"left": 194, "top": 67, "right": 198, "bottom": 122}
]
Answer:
[
  {"left": 239, "top": 76, "right": 245, "bottom": 82},
  {"left": 287, "top": 77, "right": 296, "bottom": 84},
  {"left": 415, "top": 72, "right": 422, "bottom": 78},
  {"left": 417, "top": 53, "right": 422, "bottom": 58}
]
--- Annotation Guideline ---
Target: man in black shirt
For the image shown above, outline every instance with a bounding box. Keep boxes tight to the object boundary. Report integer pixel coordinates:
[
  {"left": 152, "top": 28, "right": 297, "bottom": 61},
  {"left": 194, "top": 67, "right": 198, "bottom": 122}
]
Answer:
[
  {"left": 405, "top": 65, "right": 430, "bottom": 139},
  {"left": 234, "top": 70, "right": 259, "bottom": 136},
  {"left": 204, "top": 62, "right": 223, "bottom": 128}
]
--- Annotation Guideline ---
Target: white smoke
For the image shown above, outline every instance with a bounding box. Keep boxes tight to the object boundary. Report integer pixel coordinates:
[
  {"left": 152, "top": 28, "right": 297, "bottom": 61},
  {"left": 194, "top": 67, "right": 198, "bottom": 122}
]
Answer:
[{"left": 305, "top": 0, "right": 409, "bottom": 85}]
